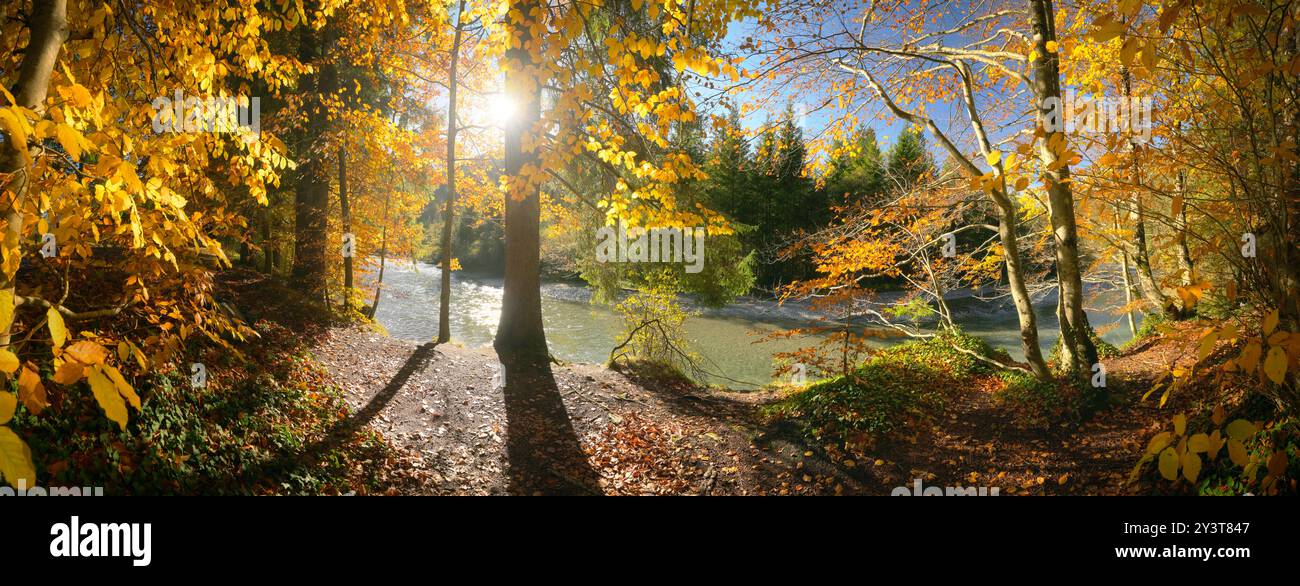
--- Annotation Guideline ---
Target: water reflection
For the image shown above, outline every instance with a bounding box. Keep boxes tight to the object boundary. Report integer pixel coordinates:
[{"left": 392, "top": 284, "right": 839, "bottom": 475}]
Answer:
[{"left": 367, "top": 261, "right": 1138, "bottom": 388}]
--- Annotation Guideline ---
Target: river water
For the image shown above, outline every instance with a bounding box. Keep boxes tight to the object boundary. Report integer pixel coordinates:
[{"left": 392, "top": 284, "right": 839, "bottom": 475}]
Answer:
[{"left": 369, "top": 260, "right": 1138, "bottom": 387}]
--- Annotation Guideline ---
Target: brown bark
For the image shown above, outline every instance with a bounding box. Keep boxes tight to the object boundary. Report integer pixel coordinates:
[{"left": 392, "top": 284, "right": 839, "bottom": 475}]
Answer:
[
  {"left": 0, "top": 0, "right": 70, "bottom": 347},
  {"left": 439, "top": 0, "right": 466, "bottom": 344},
  {"left": 494, "top": 0, "right": 548, "bottom": 362},
  {"left": 290, "top": 14, "right": 336, "bottom": 300},
  {"left": 338, "top": 146, "right": 353, "bottom": 310},
  {"left": 1029, "top": 0, "right": 1098, "bottom": 379}
]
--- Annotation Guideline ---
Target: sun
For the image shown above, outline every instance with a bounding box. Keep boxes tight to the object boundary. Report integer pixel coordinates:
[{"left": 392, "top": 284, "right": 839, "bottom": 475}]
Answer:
[{"left": 485, "top": 93, "right": 516, "bottom": 124}]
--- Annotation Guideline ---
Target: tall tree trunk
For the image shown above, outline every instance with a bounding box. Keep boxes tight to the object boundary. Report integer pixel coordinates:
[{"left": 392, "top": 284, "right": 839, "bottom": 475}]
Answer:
[
  {"left": 367, "top": 191, "right": 390, "bottom": 320},
  {"left": 1115, "top": 212, "right": 1138, "bottom": 336},
  {"left": 290, "top": 15, "right": 335, "bottom": 300},
  {"left": 261, "top": 204, "right": 274, "bottom": 274},
  {"left": 0, "top": 0, "right": 69, "bottom": 347},
  {"left": 338, "top": 146, "right": 353, "bottom": 310},
  {"left": 439, "top": 0, "right": 466, "bottom": 344},
  {"left": 494, "top": 0, "right": 548, "bottom": 362},
  {"left": 1029, "top": 0, "right": 1098, "bottom": 380},
  {"left": 1120, "top": 67, "right": 1173, "bottom": 317},
  {"left": 1173, "top": 170, "right": 1194, "bottom": 287},
  {"left": 998, "top": 201, "right": 1052, "bottom": 379}
]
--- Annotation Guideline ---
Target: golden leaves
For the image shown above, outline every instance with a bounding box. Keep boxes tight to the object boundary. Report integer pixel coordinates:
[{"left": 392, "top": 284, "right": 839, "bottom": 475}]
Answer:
[
  {"left": 17, "top": 365, "right": 47, "bottom": 415},
  {"left": 47, "top": 307, "right": 67, "bottom": 349},
  {"left": 0, "top": 349, "right": 18, "bottom": 374},
  {"left": 0, "top": 108, "right": 32, "bottom": 165},
  {"left": 0, "top": 392, "right": 13, "bottom": 424},
  {"left": 0, "top": 424, "right": 36, "bottom": 488},
  {"left": 55, "top": 123, "right": 85, "bottom": 161},
  {"left": 87, "top": 367, "right": 128, "bottom": 431}
]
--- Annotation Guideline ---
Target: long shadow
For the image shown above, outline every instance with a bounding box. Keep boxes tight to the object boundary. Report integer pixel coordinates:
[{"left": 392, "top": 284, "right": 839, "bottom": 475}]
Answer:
[
  {"left": 227, "top": 342, "right": 439, "bottom": 489},
  {"left": 500, "top": 356, "right": 603, "bottom": 495},
  {"left": 327, "top": 342, "right": 439, "bottom": 438}
]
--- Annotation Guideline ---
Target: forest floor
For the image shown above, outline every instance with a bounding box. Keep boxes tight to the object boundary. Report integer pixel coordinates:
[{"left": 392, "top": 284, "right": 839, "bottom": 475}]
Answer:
[
  {"left": 306, "top": 315, "right": 1191, "bottom": 496},
  {"left": 223, "top": 270, "right": 1195, "bottom": 495}
]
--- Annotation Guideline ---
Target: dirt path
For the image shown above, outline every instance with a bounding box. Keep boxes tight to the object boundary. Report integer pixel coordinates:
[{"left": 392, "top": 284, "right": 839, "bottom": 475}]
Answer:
[{"left": 309, "top": 325, "right": 1176, "bottom": 495}]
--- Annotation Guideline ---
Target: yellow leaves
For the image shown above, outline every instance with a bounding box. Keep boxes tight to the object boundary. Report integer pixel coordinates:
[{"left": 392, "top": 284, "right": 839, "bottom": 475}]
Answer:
[
  {"left": 1120, "top": 37, "right": 1140, "bottom": 68},
  {"left": 1089, "top": 14, "right": 1126, "bottom": 43},
  {"left": 1196, "top": 328, "right": 1218, "bottom": 362},
  {"left": 0, "top": 424, "right": 36, "bottom": 488},
  {"left": 0, "top": 290, "right": 12, "bottom": 334},
  {"left": 1181, "top": 451, "right": 1201, "bottom": 483},
  {"left": 0, "top": 392, "right": 13, "bottom": 424},
  {"left": 47, "top": 307, "right": 67, "bottom": 349},
  {"left": 103, "top": 364, "right": 141, "bottom": 411},
  {"left": 1262, "top": 308, "right": 1278, "bottom": 335},
  {"left": 1225, "top": 419, "right": 1255, "bottom": 442},
  {"left": 1172, "top": 412, "right": 1186, "bottom": 435},
  {"left": 17, "top": 365, "right": 47, "bottom": 415},
  {"left": 62, "top": 83, "right": 94, "bottom": 109},
  {"left": 55, "top": 123, "right": 85, "bottom": 161},
  {"left": 1227, "top": 438, "right": 1249, "bottom": 467},
  {"left": 0, "top": 108, "right": 32, "bottom": 165},
  {"left": 1262, "top": 346, "right": 1287, "bottom": 384},
  {"left": 64, "top": 340, "right": 108, "bottom": 365},
  {"left": 53, "top": 360, "right": 84, "bottom": 385},
  {"left": 985, "top": 151, "right": 1001, "bottom": 166},
  {"left": 1157, "top": 447, "right": 1179, "bottom": 481},
  {"left": 0, "top": 349, "right": 17, "bottom": 374},
  {"left": 87, "top": 366, "right": 128, "bottom": 431},
  {"left": 1238, "top": 342, "right": 1262, "bottom": 372}
]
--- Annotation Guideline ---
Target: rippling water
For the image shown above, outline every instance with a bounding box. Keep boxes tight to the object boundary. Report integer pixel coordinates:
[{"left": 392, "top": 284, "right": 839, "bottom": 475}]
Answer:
[{"left": 368, "top": 260, "right": 1138, "bottom": 387}]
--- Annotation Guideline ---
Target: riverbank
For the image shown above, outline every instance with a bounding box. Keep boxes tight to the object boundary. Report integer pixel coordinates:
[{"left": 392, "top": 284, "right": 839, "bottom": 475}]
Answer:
[
  {"left": 307, "top": 306, "right": 1187, "bottom": 496},
  {"left": 18, "top": 270, "right": 1212, "bottom": 495}
]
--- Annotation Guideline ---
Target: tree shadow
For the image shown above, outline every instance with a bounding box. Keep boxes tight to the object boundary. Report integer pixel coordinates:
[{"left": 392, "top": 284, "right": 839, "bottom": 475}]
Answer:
[
  {"left": 225, "top": 341, "right": 439, "bottom": 490},
  {"left": 499, "top": 356, "right": 603, "bottom": 495},
  {"left": 330, "top": 341, "right": 439, "bottom": 437}
]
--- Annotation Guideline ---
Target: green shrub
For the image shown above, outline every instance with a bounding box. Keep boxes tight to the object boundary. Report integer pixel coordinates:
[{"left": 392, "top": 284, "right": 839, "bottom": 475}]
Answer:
[
  {"left": 991, "top": 370, "right": 1080, "bottom": 428},
  {"left": 763, "top": 330, "right": 997, "bottom": 451}
]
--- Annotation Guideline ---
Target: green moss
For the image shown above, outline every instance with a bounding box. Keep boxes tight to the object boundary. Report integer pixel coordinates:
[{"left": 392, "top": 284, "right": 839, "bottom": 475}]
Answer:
[
  {"left": 991, "top": 370, "right": 1079, "bottom": 428},
  {"left": 763, "top": 329, "right": 998, "bottom": 449}
]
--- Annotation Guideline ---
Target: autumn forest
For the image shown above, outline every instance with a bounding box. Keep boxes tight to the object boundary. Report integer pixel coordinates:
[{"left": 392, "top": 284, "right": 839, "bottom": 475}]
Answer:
[{"left": 0, "top": 0, "right": 1297, "bottom": 500}]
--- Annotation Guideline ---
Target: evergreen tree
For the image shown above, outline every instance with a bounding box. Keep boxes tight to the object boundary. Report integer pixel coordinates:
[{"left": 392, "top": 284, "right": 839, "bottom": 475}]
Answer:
[
  {"left": 824, "top": 125, "right": 885, "bottom": 205},
  {"left": 886, "top": 127, "right": 933, "bottom": 192}
]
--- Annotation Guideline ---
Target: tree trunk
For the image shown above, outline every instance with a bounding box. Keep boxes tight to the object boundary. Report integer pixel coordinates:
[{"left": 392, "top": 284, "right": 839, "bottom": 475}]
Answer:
[
  {"left": 1120, "top": 68, "right": 1173, "bottom": 317},
  {"left": 338, "top": 146, "right": 353, "bottom": 310},
  {"left": 1173, "top": 171, "right": 1194, "bottom": 287},
  {"left": 367, "top": 191, "right": 390, "bottom": 320},
  {"left": 0, "top": 0, "right": 69, "bottom": 347},
  {"left": 1029, "top": 0, "right": 1098, "bottom": 380},
  {"left": 261, "top": 204, "right": 274, "bottom": 274},
  {"left": 997, "top": 201, "right": 1052, "bottom": 379},
  {"left": 494, "top": 0, "right": 548, "bottom": 363},
  {"left": 439, "top": 0, "right": 466, "bottom": 344},
  {"left": 290, "top": 15, "right": 335, "bottom": 300},
  {"left": 1115, "top": 212, "right": 1138, "bottom": 336}
]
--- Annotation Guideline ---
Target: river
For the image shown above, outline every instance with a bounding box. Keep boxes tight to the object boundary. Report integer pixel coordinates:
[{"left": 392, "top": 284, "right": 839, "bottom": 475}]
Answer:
[{"left": 368, "top": 260, "right": 1139, "bottom": 387}]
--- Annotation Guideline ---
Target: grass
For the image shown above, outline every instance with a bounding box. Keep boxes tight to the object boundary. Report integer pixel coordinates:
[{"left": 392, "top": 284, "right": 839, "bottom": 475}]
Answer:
[{"left": 763, "top": 329, "right": 997, "bottom": 452}]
